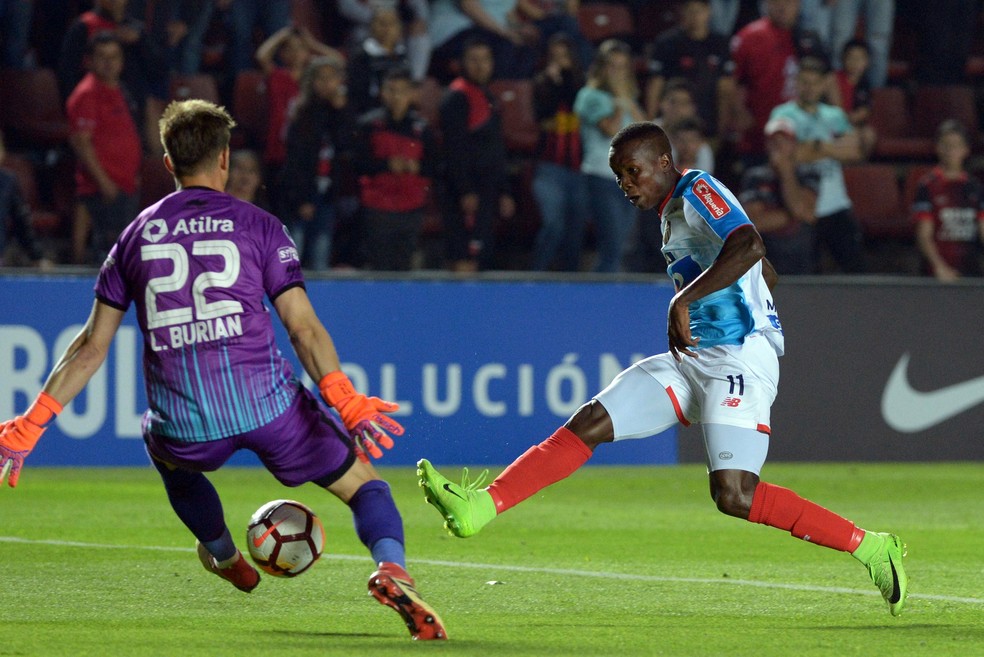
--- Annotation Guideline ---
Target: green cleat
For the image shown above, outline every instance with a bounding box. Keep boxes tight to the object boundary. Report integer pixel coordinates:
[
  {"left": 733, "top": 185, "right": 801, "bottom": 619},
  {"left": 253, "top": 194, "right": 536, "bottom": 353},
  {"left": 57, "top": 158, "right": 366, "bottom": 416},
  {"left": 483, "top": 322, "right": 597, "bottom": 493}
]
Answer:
[
  {"left": 857, "top": 532, "right": 909, "bottom": 616},
  {"left": 416, "top": 459, "right": 497, "bottom": 538}
]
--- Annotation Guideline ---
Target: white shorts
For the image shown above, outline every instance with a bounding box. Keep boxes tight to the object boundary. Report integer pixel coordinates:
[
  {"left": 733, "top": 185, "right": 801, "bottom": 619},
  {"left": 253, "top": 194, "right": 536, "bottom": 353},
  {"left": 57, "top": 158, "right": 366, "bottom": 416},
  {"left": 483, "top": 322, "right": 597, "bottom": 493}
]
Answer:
[{"left": 594, "top": 334, "right": 779, "bottom": 473}]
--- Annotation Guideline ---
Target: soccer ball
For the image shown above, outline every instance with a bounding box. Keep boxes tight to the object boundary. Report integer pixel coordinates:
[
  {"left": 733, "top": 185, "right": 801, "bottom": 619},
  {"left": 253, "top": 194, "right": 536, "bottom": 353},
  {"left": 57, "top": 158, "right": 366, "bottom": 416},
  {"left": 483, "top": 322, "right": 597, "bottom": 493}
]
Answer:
[{"left": 246, "top": 499, "right": 325, "bottom": 577}]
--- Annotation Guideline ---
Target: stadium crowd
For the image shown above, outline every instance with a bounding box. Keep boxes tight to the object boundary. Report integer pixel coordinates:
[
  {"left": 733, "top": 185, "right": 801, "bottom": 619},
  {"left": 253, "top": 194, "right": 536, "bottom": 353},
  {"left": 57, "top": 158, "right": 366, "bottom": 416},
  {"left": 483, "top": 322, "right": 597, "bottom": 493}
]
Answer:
[{"left": 1, "top": 0, "right": 983, "bottom": 277}]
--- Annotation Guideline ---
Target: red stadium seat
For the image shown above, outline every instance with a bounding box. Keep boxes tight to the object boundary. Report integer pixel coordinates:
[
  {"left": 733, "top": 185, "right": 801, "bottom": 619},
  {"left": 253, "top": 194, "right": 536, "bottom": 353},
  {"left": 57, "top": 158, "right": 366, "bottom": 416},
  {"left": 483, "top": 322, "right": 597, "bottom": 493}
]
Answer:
[
  {"left": 231, "top": 69, "right": 269, "bottom": 149},
  {"left": 577, "top": 3, "right": 634, "bottom": 44},
  {"left": 843, "top": 164, "right": 910, "bottom": 240},
  {"left": 1, "top": 153, "right": 64, "bottom": 237},
  {"left": 0, "top": 68, "right": 70, "bottom": 146},
  {"left": 911, "top": 85, "right": 980, "bottom": 148},
  {"left": 489, "top": 79, "right": 539, "bottom": 155},
  {"left": 867, "top": 86, "right": 934, "bottom": 161},
  {"left": 169, "top": 73, "right": 221, "bottom": 103}
]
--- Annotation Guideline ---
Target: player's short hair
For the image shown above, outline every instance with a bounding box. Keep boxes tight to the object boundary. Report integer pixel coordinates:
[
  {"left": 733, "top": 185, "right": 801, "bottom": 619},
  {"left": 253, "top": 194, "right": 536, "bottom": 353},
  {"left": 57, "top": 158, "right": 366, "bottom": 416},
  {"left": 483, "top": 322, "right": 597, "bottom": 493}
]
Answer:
[
  {"left": 461, "top": 35, "right": 493, "bottom": 56},
  {"left": 611, "top": 121, "right": 672, "bottom": 157},
  {"left": 667, "top": 115, "right": 705, "bottom": 137},
  {"left": 382, "top": 65, "right": 414, "bottom": 85},
  {"left": 936, "top": 119, "right": 969, "bottom": 144},
  {"left": 86, "top": 31, "right": 122, "bottom": 56},
  {"left": 159, "top": 99, "right": 236, "bottom": 179},
  {"left": 662, "top": 77, "right": 696, "bottom": 99},
  {"left": 841, "top": 38, "right": 871, "bottom": 59},
  {"left": 798, "top": 55, "right": 829, "bottom": 75}
]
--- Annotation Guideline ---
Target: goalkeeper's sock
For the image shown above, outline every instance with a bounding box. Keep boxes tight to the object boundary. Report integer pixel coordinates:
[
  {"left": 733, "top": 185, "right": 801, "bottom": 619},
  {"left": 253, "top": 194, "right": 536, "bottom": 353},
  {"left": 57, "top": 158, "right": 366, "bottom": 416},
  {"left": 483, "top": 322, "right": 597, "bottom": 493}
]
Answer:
[
  {"left": 748, "top": 481, "right": 865, "bottom": 552},
  {"left": 206, "top": 528, "right": 239, "bottom": 567},
  {"left": 487, "top": 427, "right": 593, "bottom": 514},
  {"left": 349, "top": 480, "right": 406, "bottom": 569},
  {"left": 152, "top": 458, "right": 232, "bottom": 557}
]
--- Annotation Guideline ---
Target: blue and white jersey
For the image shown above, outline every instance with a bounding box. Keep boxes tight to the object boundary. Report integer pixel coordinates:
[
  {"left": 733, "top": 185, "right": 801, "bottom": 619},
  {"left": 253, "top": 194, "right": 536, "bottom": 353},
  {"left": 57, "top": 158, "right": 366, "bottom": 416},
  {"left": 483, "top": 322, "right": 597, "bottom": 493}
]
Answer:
[{"left": 659, "top": 170, "right": 784, "bottom": 355}]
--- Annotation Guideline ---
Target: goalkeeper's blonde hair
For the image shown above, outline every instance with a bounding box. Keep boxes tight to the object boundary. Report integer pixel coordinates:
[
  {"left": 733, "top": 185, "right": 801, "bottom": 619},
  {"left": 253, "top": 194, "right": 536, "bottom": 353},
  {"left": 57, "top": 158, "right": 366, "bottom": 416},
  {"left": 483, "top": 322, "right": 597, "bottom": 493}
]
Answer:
[{"left": 159, "top": 100, "right": 237, "bottom": 179}]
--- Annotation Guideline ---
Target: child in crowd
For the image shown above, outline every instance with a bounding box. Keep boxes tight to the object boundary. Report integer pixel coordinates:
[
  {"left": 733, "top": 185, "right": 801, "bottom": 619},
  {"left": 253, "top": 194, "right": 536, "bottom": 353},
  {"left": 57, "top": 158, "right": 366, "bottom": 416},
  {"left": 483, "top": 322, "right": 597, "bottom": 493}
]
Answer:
[
  {"left": 912, "top": 120, "right": 984, "bottom": 280},
  {"left": 353, "top": 66, "right": 438, "bottom": 270}
]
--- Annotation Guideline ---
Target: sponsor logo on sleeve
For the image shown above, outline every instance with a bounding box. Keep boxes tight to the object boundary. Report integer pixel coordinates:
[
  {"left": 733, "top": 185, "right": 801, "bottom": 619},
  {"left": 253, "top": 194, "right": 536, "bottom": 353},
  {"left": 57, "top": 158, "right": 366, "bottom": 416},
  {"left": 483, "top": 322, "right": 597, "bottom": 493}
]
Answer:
[
  {"left": 692, "top": 179, "right": 731, "bottom": 219},
  {"left": 278, "top": 246, "right": 299, "bottom": 263}
]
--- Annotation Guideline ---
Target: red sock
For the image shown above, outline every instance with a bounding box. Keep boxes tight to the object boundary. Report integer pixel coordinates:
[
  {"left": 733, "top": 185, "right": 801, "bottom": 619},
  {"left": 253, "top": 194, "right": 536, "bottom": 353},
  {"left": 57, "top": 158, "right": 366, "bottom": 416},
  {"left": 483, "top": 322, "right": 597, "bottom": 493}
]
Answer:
[
  {"left": 748, "top": 482, "right": 865, "bottom": 552},
  {"left": 487, "top": 427, "right": 593, "bottom": 513}
]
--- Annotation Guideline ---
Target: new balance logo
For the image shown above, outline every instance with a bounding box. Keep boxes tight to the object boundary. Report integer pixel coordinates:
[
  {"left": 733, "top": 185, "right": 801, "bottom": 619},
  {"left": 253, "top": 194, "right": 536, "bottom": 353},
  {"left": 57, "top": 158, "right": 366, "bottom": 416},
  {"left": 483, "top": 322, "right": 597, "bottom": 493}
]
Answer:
[{"left": 721, "top": 397, "right": 742, "bottom": 407}]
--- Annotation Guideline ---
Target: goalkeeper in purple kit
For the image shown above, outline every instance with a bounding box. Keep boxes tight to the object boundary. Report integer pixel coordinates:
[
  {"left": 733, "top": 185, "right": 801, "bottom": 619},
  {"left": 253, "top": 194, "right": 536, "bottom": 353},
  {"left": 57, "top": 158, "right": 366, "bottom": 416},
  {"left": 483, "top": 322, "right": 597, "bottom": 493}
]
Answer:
[{"left": 0, "top": 99, "right": 447, "bottom": 641}]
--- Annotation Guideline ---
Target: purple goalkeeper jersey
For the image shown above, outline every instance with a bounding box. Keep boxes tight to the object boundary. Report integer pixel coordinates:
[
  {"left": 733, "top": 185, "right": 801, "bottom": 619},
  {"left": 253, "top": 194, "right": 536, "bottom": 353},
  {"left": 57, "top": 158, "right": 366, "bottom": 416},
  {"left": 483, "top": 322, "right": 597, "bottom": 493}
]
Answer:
[{"left": 95, "top": 186, "right": 305, "bottom": 442}]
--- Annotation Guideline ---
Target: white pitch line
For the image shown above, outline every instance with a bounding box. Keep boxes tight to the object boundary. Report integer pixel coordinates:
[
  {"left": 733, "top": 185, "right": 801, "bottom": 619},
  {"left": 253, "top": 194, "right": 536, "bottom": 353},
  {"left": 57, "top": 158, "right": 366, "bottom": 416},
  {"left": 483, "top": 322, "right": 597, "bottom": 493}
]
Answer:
[{"left": 2, "top": 536, "right": 982, "bottom": 606}]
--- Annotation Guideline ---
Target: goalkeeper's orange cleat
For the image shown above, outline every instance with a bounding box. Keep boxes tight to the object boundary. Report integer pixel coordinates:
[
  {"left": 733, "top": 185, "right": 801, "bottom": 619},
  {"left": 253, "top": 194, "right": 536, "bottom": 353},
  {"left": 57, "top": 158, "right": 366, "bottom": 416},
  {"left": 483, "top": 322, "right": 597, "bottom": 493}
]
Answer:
[
  {"left": 196, "top": 541, "right": 260, "bottom": 593},
  {"left": 368, "top": 562, "right": 448, "bottom": 640}
]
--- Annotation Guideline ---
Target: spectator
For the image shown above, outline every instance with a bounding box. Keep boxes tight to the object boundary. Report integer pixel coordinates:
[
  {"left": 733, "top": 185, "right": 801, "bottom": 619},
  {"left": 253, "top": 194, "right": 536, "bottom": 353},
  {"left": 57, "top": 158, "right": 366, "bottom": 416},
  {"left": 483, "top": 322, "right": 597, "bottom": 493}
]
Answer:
[
  {"left": 65, "top": 32, "right": 142, "bottom": 266},
  {"left": 530, "top": 32, "right": 588, "bottom": 272},
  {"left": 912, "top": 120, "right": 984, "bottom": 281},
  {"left": 708, "top": 0, "right": 741, "bottom": 36},
  {"left": 136, "top": 0, "right": 215, "bottom": 75},
  {"left": 654, "top": 79, "right": 714, "bottom": 174},
  {"left": 517, "top": 0, "right": 593, "bottom": 70},
  {"left": 0, "top": 0, "right": 33, "bottom": 69},
  {"left": 255, "top": 25, "right": 343, "bottom": 210},
  {"left": 829, "top": 38, "right": 876, "bottom": 158},
  {"left": 644, "top": 0, "right": 736, "bottom": 143},
  {"left": 439, "top": 37, "right": 514, "bottom": 272},
  {"left": 0, "top": 130, "right": 51, "bottom": 268},
  {"left": 353, "top": 67, "right": 438, "bottom": 271},
  {"left": 428, "top": 0, "right": 539, "bottom": 83},
  {"left": 225, "top": 148, "right": 270, "bottom": 210},
  {"left": 347, "top": 7, "right": 412, "bottom": 115},
  {"left": 768, "top": 56, "right": 865, "bottom": 273},
  {"left": 215, "top": 0, "right": 290, "bottom": 82},
  {"left": 739, "top": 116, "right": 820, "bottom": 274},
  {"left": 729, "top": 0, "right": 828, "bottom": 166},
  {"left": 280, "top": 54, "right": 356, "bottom": 271},
  {"left": 799, "top": 0, "right": 834, "bottom": 49},
  {"left": 829, "top": 0, "right": 894, "bottom": 88},
  {"left": 337, "top": 0, "right": 431, "bottom": 81},
  {"left": 666, "top": 116, "right": 713, "bottom": 173},
  {"left": 57, "top": 0, "right": 168, "bottom": 155},
  {"left": 573, "top": 38, "right": 646, "bottom": 272}
]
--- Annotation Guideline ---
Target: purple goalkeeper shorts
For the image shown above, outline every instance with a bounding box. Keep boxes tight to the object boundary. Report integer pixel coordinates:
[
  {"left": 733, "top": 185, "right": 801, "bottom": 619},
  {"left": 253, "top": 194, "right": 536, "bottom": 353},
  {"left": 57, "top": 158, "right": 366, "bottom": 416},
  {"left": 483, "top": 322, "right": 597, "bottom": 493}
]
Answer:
[{"left": 144, "top": 386, "right": 356, "bottom": 487}]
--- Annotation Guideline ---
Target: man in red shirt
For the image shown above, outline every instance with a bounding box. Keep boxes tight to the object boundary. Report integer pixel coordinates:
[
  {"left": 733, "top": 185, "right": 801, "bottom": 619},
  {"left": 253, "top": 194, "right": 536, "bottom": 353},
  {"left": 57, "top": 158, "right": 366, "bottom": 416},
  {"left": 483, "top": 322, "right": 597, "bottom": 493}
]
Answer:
[
  {"left": 729, "top": 0, "right": 826, "bottom": 164},
  {"left": 66, "top": 33, "right": 143, "bottom": 265}
]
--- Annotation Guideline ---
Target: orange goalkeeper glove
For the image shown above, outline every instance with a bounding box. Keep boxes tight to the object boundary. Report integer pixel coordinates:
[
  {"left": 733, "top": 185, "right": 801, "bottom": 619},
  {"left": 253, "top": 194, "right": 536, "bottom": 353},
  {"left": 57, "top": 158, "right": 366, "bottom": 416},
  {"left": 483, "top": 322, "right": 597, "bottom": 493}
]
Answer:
[
  {"left": 0, "top": 391, "right": 63, "bottom": 488},
  {"left": 318, "top": 371, "right": 404, "bottom": 463}
]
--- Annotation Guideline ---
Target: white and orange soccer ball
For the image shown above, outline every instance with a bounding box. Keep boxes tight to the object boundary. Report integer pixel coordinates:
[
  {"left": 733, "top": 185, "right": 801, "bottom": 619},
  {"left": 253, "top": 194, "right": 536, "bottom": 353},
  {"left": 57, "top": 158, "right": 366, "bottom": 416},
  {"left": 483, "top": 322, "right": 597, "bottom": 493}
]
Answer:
[{"left": 246, "top": 499, "right": 325, "bottom": 577}]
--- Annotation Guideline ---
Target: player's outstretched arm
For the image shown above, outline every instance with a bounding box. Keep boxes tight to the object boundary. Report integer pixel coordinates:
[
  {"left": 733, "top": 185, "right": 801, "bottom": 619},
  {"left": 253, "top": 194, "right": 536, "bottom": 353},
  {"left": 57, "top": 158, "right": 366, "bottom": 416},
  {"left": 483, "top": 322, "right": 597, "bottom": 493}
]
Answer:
[
  {"left": 0, "top": 300, "right": 124, "bottom": 487},
  {"left": 273, "top": 287, "right": 404, "bottom": 462}
]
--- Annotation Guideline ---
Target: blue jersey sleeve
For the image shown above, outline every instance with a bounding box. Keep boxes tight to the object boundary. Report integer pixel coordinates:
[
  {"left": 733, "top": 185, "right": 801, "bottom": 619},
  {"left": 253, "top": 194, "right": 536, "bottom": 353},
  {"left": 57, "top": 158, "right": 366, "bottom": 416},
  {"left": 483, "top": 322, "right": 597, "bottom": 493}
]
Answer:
[{"left": 680, "top": 172, "right": 752, "bottom": 240}]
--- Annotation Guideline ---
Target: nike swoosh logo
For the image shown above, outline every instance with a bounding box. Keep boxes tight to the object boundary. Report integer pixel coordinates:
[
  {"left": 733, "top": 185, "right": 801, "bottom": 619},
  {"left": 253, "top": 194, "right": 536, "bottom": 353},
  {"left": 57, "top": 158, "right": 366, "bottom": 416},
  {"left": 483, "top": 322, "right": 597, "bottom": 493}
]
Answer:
[
  {"left": 443, "top": 483, "right": 465, "bottom": 500},
  {"left": 889, "top": 558, "right": 901, "bottom": 604},
  {"left": 252, "top": 519, "right": 285, "bottom": 547},
  {"left": 881, "top": 353, "right": 984, "bottom": 433}
]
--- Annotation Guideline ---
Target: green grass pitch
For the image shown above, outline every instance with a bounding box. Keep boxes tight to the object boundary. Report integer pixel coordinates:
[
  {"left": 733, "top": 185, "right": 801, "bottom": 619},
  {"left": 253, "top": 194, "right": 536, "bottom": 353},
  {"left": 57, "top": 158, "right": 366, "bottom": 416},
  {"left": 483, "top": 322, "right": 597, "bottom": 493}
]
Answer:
[{"left": 2, "top": 463, "right": 982, "bottom": 657}]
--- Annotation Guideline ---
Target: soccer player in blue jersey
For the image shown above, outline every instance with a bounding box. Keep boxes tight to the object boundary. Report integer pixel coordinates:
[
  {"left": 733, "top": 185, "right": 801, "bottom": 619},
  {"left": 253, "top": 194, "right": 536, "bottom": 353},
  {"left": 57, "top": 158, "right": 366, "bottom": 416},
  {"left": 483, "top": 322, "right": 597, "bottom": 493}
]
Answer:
[
  {"left": 0, "top": 99, "right": 447, "bottom": 640},
  {"left": 418, "top": 121, "right": 909, "bottom": 617}
]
